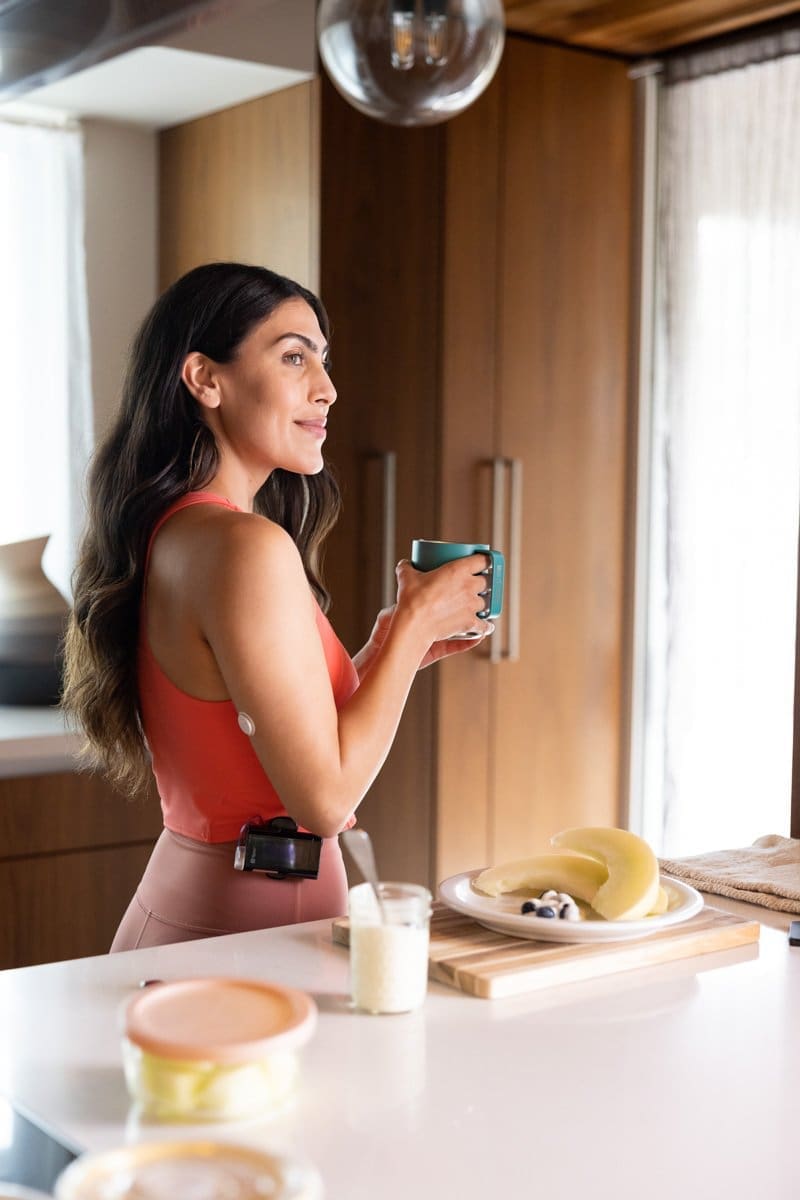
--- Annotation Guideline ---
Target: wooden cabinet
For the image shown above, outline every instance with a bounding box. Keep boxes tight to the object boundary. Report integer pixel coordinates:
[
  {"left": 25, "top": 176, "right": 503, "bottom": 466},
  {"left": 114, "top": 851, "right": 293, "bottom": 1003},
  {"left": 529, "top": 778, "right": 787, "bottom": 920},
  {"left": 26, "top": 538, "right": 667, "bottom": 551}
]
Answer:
[
  {"left": 0, "top": 771, "right": 162, "bottom": 968},
  {"left": 159, "top": 79, "right": 321, "bottom": 292},
  {"left": 320, "top": 36, "right": 636, "bottom": 886}
]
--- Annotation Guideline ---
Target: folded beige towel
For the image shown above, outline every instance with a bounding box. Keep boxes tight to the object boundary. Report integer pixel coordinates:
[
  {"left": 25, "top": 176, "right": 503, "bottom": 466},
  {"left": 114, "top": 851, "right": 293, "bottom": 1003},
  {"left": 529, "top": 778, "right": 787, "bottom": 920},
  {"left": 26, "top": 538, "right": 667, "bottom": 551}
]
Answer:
[{"left": 659, "top": 834, "right": 800, "bottom": 913}]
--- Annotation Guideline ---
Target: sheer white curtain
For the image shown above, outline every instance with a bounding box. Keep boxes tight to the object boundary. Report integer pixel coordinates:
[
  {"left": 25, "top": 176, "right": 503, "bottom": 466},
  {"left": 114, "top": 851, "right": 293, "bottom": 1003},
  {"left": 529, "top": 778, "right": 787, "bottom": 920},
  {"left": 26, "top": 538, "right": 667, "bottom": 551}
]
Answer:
[
  {"left": 643, "top": 49, "right": 800, "bottom": 856},
  {"left": 0, "top": 117, "right": 93, "bottom": 601}
]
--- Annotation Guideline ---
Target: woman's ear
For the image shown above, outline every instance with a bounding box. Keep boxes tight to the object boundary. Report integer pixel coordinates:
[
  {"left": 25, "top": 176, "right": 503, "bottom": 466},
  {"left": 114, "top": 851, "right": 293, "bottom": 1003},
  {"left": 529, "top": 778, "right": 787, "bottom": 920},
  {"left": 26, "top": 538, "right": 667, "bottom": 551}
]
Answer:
[{"left": 182, "top": 352, "right": 220, "bottom": 410}]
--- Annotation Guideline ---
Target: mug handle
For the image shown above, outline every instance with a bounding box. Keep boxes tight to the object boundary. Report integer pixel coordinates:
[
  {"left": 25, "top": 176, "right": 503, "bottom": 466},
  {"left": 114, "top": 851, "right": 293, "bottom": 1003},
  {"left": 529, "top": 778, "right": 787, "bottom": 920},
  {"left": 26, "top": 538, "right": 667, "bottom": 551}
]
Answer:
[{"left": 479, "top": 549, "right": 505, "bottom": 620}]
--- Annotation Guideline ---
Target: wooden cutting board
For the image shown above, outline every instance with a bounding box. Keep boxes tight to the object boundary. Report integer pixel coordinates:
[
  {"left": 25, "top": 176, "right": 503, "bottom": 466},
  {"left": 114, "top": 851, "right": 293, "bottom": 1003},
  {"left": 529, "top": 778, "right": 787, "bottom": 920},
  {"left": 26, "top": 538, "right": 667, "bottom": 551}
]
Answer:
[{"left": 332, "top": 902, "right": 760, "bottom": 999}]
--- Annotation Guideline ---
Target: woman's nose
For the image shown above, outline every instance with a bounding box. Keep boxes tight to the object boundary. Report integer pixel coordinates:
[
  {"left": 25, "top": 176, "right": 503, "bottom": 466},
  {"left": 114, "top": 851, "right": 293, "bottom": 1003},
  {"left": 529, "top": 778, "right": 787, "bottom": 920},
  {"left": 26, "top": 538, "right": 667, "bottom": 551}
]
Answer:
[{"left": 316, "top": 368, "right": 336, "bottom": 406}]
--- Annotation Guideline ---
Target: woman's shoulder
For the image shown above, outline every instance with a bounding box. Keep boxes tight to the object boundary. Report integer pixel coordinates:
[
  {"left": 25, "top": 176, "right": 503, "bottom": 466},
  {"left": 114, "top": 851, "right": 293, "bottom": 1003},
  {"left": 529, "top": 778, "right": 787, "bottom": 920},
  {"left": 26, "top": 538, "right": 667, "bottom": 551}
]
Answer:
[
  {"left": 170, "top": 502, "right": 296, "bottom": 561},
  {"left": 151, "top": 500, "right": 301, "bottom": 589},
  {"left": 219, "top": 510, "right": 301, "bottom": 577}
]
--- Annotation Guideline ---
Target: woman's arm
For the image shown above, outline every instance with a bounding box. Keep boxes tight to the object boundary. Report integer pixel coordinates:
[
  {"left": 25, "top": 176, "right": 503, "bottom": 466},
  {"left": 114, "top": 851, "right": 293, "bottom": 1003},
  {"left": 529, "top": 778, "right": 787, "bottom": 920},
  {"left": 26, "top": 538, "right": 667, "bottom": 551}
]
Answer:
[
  {"left": 351, "top": 607, "right": 395, "bottom": 680},
  {"left": 195, "top": 515, "right": 491, "bottom": 837}
]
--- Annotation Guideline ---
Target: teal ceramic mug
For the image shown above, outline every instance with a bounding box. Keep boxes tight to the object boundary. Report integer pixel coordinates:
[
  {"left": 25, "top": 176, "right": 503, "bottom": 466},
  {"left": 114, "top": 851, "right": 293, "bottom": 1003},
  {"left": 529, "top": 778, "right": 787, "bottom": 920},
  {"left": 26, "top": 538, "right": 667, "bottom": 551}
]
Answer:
[{"left": 410, "top": 539, "right": 505, "bottom": 638}]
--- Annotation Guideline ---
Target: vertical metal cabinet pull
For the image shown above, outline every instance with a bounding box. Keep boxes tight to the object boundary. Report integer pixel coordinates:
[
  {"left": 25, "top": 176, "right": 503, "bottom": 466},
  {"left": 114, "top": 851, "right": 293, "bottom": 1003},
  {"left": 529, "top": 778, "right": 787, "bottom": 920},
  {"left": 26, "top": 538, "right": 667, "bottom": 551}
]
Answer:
[
  {"left": 489, "top": 456, "right": 523, "bottom": 663},
  {"left": 507, "top": 457, "right": 523, "bottom": 662},
  {"left": 380, "top": 451, "right": 397, "bottom": 610},
  {"left": 490, "top": 458, "right": 506, "bottom": 664}
]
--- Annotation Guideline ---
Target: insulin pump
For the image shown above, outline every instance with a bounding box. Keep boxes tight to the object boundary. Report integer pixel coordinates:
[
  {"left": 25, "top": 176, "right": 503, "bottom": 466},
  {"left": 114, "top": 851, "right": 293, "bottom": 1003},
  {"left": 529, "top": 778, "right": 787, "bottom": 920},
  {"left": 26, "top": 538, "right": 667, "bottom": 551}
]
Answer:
[{"left": 234, "top": 816, "right": 322, "bottom": 880}]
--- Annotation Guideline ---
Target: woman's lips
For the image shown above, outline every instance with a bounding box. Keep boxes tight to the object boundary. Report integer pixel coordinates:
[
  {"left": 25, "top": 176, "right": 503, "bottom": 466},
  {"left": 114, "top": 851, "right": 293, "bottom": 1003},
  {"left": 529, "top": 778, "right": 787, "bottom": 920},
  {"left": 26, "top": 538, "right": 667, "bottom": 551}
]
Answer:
[{"left": 296, "top": 420, "right": 327, "bottom": 438}]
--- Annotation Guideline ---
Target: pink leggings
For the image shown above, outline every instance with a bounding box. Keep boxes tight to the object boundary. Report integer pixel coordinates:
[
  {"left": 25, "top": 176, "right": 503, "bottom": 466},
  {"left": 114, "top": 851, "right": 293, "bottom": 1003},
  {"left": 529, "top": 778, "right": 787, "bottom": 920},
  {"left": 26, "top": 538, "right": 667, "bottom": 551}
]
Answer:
[{"left": 110, "top": 828, "right": 348, "bottom": 952}]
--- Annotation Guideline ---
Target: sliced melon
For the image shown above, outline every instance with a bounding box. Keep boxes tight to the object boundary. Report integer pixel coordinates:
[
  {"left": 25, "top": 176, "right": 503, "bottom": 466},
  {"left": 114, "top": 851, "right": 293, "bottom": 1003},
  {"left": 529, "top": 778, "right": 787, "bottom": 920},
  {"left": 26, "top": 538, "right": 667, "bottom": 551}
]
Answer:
[
  {"left": 473, "top": 852, "right": 608, "bottom": 903},
  {"left": 551, "top": 827, "right": 660, "bottom": 921},
  {"left": 136, "top": 1051, "right": 207, "bottom": 1116}
]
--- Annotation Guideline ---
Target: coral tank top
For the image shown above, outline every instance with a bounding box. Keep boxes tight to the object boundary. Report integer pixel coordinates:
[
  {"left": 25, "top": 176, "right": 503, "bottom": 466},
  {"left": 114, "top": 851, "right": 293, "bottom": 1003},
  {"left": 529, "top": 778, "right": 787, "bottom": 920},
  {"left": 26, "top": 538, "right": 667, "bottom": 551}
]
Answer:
[{"left": 138, "top": 492, "right": 359, "bottom": 842}]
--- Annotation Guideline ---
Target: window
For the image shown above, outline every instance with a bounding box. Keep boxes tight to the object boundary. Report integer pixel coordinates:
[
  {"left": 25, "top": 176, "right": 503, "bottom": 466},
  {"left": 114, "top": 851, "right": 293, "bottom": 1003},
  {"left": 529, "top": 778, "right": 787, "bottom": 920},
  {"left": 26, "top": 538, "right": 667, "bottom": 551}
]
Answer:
[
  {"left": 634, "top": 38, "right": 800, "bottom": 856},
  {"left": 0, "top": 116, "right": 92, "bottom": 601}
]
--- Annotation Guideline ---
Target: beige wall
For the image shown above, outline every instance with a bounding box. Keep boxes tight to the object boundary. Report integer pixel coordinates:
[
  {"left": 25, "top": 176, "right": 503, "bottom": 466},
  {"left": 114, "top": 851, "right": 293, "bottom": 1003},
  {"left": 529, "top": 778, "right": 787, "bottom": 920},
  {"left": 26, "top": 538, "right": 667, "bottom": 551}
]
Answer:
[{"left": 83, "top": 120, "right": 158, "bottom": 439}]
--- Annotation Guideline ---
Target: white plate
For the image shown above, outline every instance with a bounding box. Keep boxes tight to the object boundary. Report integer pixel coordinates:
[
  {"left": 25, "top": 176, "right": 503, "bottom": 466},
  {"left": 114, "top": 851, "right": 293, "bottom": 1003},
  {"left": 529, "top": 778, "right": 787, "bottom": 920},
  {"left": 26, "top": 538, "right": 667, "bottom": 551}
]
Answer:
[{"left": 437, "top": 870, "right": 704, "bottom": 943}]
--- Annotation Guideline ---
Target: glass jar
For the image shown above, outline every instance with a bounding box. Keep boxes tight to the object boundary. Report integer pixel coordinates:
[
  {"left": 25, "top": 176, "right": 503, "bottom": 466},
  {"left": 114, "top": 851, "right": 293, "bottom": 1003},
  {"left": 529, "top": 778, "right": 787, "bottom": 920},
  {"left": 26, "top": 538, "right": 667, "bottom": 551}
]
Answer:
[{"left": 348, "top": 881, "right": 432, "bottom": 1014}]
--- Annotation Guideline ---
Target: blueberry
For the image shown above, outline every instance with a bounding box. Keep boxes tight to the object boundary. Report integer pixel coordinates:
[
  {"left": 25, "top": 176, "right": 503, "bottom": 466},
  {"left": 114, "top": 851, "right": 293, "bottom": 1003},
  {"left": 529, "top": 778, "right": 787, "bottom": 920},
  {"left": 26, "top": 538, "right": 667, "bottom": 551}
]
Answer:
[
  {"left": 521, "top": 901, "right": 536, "bottom": 914},
  {"left": 536, "top": 905, "right": 556, "bottom": 918}
]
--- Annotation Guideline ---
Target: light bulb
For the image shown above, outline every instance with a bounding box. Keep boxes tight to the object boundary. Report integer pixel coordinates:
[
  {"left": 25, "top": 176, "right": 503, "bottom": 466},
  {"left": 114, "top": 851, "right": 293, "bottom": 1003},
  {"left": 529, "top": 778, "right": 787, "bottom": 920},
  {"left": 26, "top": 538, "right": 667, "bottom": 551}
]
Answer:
[
  {"left": 317, "top": 0, "right": 505, "bottom": 128},
  {"left": 423, "top": 0, "right": 449, "bottom": 67},
  {"left": 390, "top": 0, "right": 415, "bottom": 70}
]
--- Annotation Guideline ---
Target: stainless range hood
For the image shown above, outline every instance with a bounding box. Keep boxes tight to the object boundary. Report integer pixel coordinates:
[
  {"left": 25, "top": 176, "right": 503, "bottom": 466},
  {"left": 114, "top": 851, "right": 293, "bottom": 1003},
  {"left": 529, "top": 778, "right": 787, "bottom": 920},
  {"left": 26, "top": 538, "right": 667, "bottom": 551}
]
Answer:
[{"left": 0, "top": 0, "right": 233, "bottom": 99}]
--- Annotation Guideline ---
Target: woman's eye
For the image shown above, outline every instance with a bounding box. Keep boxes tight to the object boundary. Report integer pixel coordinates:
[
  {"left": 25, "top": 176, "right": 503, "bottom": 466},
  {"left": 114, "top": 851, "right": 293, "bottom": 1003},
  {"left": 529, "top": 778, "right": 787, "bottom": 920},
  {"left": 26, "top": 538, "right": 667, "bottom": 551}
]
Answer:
[{"left": 284, "top": 351, "right": 304, "bottom": 366}]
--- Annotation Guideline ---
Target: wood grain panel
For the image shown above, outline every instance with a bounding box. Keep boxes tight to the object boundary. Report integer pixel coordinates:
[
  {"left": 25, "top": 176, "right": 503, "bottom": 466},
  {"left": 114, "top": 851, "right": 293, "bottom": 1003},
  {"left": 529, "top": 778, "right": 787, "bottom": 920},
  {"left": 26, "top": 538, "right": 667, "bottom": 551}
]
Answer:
[
  {"left": 503, "top": 0, "right": 800, "bottom": 55},
  {"left": 159, "top": 79, "right": 320, "bottom": 291},
  {"left": 0, "top": 771, "right": 161, "bottom": 859},
  {"left": 435, "top": 78, "right": 503, "bottom": 884},
  {"left": 0, "top": 842, "right": 156, "bottom": 969},
  {"left": 319, "top": 74, "right": 445, "bottom": 888},
  {"left": 491, "top": 38, "right": 634, "bottom": 860}
]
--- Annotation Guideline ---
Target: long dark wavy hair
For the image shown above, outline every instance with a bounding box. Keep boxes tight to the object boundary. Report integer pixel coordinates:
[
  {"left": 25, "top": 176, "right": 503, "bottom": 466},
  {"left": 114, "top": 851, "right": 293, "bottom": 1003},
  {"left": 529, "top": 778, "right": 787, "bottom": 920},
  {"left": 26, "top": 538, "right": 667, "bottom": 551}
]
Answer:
[{"left": 62, "top": 261, "right": 341, "bottom": 795}]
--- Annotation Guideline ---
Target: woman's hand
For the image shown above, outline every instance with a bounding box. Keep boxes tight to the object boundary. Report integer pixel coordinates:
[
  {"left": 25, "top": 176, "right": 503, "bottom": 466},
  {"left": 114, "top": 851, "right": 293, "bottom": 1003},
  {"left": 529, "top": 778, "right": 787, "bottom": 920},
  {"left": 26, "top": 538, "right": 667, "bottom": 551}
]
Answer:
[
  {"left": 393, "top": 555, "right": 494, "bottom": 657},
  {"left": 417, "top": 625, "right": 494, "bottom": 669},
  {"left": 355, "top": 600, "right": 493, "bottom": 677}
]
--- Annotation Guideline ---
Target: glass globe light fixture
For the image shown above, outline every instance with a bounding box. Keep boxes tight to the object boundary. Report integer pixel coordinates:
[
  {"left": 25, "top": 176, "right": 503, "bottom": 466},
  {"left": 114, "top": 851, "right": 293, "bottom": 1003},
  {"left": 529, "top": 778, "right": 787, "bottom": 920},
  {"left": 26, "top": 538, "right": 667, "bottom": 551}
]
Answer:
[{"left": 316, "top": 0, "right": 506, "bottom": 127}]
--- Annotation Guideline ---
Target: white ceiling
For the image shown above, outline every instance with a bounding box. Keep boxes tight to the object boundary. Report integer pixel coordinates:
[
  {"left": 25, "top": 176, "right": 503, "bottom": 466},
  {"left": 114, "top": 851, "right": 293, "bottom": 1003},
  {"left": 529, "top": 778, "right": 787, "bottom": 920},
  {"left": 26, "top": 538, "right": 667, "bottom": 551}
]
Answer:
[{"left": 0, "top": 0, "right": 317, "bottom": 129}]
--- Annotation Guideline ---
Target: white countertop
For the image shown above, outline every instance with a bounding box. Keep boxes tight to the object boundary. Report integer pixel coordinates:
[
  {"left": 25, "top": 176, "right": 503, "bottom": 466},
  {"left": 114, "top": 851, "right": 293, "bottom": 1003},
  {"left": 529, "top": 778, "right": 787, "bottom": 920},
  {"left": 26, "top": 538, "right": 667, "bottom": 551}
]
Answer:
[
  {"left": 0, "top": 706, "right": 80, "bottom": 777},
  {"left": 0, "top": 902, "right": 797, "bottom": 1198}
]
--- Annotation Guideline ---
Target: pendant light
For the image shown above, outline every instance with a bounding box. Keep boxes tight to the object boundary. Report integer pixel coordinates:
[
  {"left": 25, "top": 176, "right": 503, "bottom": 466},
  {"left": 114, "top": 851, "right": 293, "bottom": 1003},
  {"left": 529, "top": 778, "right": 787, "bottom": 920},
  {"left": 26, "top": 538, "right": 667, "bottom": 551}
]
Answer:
[{"left": 316, "top": 0, "right": 505, "bottom": 127}]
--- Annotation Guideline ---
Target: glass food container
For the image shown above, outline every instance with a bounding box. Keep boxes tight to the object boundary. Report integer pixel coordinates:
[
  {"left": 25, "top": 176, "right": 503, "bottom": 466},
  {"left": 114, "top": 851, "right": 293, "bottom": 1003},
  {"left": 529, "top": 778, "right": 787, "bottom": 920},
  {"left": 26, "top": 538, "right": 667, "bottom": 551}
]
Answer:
[
  {"left": 122, "top": 977, "right": 317, "bottom": 1121},
  {"left": 0, "top": 1187, "right": 58, "bottom": 1199},
  {"left": 54, "top": 1140, "right": 323, "bottom": 1200}
]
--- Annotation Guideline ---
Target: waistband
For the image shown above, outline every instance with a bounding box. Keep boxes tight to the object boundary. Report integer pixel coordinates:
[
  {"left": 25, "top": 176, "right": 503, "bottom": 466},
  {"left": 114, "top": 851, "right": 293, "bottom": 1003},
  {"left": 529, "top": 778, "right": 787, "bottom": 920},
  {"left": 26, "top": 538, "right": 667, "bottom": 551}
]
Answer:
[{"left": 164, "top": 828, "right": 343, "bottom": 854}]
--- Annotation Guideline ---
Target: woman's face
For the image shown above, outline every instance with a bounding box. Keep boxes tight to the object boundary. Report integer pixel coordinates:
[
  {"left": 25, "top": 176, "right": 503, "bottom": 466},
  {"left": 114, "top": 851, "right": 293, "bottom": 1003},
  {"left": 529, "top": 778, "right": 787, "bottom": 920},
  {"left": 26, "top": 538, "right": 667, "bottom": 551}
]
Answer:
[{"left": 209, "top": 297, "right": 336, "bottom": 480}]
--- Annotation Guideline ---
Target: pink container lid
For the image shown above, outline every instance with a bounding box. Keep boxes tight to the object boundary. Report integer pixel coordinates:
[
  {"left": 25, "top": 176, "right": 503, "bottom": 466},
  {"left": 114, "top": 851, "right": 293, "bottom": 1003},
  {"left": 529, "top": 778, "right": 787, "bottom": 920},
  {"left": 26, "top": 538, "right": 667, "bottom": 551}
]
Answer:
[{"left": 124, "top": 978, "right": 317, "bottom": 1063}]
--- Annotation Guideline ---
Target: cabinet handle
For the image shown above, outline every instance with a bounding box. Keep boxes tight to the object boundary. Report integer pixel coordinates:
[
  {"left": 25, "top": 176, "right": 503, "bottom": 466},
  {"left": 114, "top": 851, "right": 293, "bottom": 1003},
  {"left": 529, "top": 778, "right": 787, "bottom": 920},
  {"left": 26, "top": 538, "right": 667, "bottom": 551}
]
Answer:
[
  {"left": 380, "top": 450, "right": 397, "bottom": 610},
  {"left": 488, "top": 456, "right": 523, "bottom": 663},
  {"left": 490, "top": 457, "right": 506, "bottom": 664},
  {"left": 507, "top": 457, "right": 523, "bottom": 662}
]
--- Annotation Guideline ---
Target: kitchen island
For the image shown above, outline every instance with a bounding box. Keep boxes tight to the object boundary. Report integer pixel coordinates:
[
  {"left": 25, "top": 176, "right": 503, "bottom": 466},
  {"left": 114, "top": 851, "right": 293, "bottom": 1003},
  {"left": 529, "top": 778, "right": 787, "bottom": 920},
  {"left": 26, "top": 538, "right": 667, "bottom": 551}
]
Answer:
[{"left": 0, "top": 906, "right": 796, "bottom": 1199}]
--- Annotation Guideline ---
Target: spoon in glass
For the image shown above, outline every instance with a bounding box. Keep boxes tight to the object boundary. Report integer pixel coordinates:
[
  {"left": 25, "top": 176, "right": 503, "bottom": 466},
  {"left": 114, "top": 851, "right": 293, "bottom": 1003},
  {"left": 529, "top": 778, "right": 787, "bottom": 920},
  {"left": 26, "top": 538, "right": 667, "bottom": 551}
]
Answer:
[{"left": 340, "top": 828, "right": 386, "bottom": 921}]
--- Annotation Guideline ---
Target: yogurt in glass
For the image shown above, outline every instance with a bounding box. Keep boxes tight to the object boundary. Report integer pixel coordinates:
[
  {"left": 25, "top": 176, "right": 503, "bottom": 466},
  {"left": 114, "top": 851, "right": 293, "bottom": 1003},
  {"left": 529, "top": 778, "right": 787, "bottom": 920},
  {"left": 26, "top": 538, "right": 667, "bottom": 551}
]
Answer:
[{"left": 348, "top": 882, "right": 432, "bottom": 1014}]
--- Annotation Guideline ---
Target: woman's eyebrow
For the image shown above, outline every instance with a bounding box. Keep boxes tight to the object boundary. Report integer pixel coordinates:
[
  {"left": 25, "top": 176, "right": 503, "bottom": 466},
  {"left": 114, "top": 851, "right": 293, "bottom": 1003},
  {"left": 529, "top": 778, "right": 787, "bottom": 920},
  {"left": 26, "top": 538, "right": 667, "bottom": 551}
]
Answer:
[{"left": 273, "top": 331, "right": 329, "bottom": 356}]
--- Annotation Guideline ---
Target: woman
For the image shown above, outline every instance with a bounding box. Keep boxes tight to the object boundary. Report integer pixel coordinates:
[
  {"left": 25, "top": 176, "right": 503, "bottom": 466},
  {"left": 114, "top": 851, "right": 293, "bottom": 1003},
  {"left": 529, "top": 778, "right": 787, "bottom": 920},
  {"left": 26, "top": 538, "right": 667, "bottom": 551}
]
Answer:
[{"left": 62, "top": 262, "right": 492, "bottom": 950}]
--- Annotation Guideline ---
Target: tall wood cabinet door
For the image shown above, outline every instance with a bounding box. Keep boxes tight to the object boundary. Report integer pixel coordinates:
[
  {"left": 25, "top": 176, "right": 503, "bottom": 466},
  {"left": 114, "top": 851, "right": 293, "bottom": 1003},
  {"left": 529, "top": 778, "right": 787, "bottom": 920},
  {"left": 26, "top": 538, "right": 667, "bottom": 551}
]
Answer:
[
  {"left": 435, "top": 78, "right": 503, "bottom": 884},
  {"left": 320, "top": 76, "right": 445, "bottom": 886},
  {"left": 490, "top": 39, "right": 635, "bottom": 860}
]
